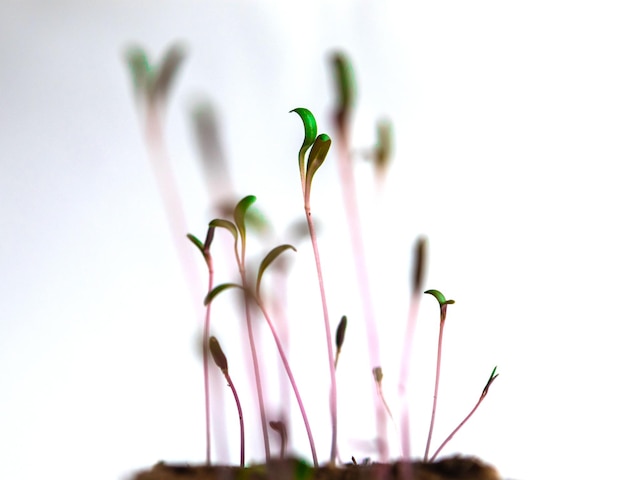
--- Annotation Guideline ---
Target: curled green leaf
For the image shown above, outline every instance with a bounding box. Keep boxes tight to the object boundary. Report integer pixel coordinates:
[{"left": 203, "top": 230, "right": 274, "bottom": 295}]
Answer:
[
  {"left": 204, "top": 282, "right": 243, "bottom": 306},
  {"left": 209, "top": 219, "right": 238, "bottom": 244},
  {"left": 234, "top": 195, "right": 257, "bottom": 244},
  {"left": 256, "top": 244, "right": 296, "bottom": 296},
  {"left": 186, "top": 233, "right": 205, "bottom": 256},
  {"left": 304, "top": 134, "right": 332, "bottom": 200},
  {"left": 209, "top": 336, "right": 229, "bottom": 372},
  {"left": 425, "top": 289, "right": 455, "bottom": 306},
  {"left": 290, "top": 108, "right": 318, "bottom": 151}
]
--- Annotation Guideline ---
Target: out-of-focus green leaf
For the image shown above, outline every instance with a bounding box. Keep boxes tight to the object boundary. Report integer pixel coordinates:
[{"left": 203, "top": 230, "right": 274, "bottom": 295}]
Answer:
[
  {"left": 330, "top": 52, "right": 356, "bottom": 114},
  {"left": 125, "top": 46, "right": 152, "bottom": 96},
  {"left": 256, "top": 244, "right": 296, "bottom": 295},
  {"left": 233, "top": 195, "right": 256, "bottom": 244},
  {"left": 152, "top": 43, "right": 186, "bottom": 102},
  {"left": 209, "top": 219, "right": 238, "bottom": 244},
  {"left": 204, "top": 282, "right": 242, "bottom": 306}
]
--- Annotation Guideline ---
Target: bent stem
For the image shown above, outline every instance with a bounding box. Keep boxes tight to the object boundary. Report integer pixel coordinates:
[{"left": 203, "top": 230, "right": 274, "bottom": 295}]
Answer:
[
  {"left": 253, "top": 294, "right": 319, "bottom": 467},
  {"left": 430, "top": 367, "right": 499, "bottom": 461}
]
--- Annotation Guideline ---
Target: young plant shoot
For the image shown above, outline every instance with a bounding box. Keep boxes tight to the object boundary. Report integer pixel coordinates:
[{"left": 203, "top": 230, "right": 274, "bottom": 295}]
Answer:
[{"left": 208, "top": 336, "right": 244, "bottom": 467}]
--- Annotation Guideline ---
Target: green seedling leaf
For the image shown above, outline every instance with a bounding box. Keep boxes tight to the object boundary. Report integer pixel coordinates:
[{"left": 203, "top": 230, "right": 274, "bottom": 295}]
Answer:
[
  {"left": 335, "top": 316, "right": 347, "bottom": 351},
  {"left": 204, "top": 282, "right": 243, "bottom": 306},
  {"left": 482, "top": 366, "right": 499, "bottom": 397},
  {"left": 125, "top": 46, "right": 152, "bottom": 96},
  {"left": 209, "top": 218, "right": 238, "bottom": 244},
  {"left": 152, "top": 43, "right": 186, "bottom": 102},
  {"left": 186, "top": 233, "right": 205, "bottom": 256},
  {"left": 233, "top": 195, "right": 257, "bottom": 244},
  {"left": 330, "top": 51, "right": 356, "bottom": 115},
  {"left": 304, "top": 134, "right": 332, "bottom": 199},
  {"left": 425, "top": 289, "right": 455, "bottom": 306},
  {"left": 209, "top": 336, "right": 228, "bottom": 372},
  {"left": 411, "top": 237, "right": 428, "bottom": 295},
  {"left": 256, "top": 244, "right": 296, "bottom": 295},
  {"left": 290, "top": 108, "right": 318, "bottom": 152}
]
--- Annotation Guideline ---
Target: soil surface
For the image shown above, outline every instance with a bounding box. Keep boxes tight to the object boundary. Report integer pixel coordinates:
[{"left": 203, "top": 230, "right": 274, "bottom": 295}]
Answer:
[{"left": 132, "top": 456, "right": 501, "bottom": 480}]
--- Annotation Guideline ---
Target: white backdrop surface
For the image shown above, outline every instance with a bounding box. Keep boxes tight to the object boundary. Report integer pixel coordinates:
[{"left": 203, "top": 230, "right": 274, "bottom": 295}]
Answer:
[{"left": 2, "top": 2, "right": 626, "bottom": 479}]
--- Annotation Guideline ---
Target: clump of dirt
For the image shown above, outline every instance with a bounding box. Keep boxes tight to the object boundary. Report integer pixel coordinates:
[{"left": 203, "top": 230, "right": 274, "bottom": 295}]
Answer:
[{"left": 132, "top": 455, "right": 500, "bottom": 480}]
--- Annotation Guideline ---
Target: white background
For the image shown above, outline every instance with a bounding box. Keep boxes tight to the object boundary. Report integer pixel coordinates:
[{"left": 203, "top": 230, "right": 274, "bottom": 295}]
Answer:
[{"left": 2, "top": 2, "right": 625, "bottom": 479}]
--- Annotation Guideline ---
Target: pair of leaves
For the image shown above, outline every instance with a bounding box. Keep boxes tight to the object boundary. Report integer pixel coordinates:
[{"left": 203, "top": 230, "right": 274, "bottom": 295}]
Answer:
[
  {"left": 290, "top": 108, "right": 332, "bottom": 202},
  {"left": 125, "top": 43, "right": 186, "bottom": 105},
  {"left": 203, "top": 242, "right": 296, "bottom": 306}
]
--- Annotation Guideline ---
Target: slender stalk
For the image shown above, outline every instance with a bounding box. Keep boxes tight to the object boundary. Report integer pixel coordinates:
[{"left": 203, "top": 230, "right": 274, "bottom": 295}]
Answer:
[
  {"left": 202, "top": 252, "right": 214, "bottom": 464},
  {"left": 398, "top": 237, "right": 427, "bottom": 460},
  {"left": 223, "top": 369, "right": 245, "bottom": 468},
  {"left": 143, "top": 105, "right": 202, "bottom": 303},
  {"left": 303, "top": 207, "right": 337, "bottom": 465},
  {"left": 430, "top": 367, "right": 499, "bottom": 461},
  {"left": 424, "top": 304, "right": 448, "bottom": 461},
  {"left": 209, "top": 337, "right": 245, "bottom": 467},
  {"left": 335, "top": 125, "right": 387, "bottom": 461},
  {"left": 254, "top": 294, "right": 319, "bottom": 467},
  {"left": 237, "top": 253, "right": 270, "bottom": 462}
]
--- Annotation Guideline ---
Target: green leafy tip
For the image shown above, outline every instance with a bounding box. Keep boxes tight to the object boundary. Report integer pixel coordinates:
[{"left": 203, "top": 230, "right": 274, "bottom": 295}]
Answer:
[
  {"left": 482, "top": 366, "right": 499, "bottom": 397},
  {"left": 186, "top": 233, "right": 205, "bottom": 256},
  {"left": 234, "top": 195, "right": 257, "bottom": 243},
  {"left": 290, "top": 108, "right": 318, "bottom": 152},
  {"left": 330, "top": 51, "right": 356, "bottom": 114},
  {"left": 304, "top": 134, "right": 332, "bottom": 200},
  {"left": 425, "top": 289, "right": 455, "bottom": 306},
  {"left": 209, "top": 336, "right": 229, "bottom": 372},
  {"left": 204, "top": 282, "right": 242, "bottom": 306}
]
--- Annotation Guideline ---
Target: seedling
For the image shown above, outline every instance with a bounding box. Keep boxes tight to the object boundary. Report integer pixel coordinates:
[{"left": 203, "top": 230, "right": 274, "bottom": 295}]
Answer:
[
  {"left": 126, "top": 45, "right": 500, "bottom": 478},
  {"left": 208, "top": 336, "right": 244, "bottom": 467}
]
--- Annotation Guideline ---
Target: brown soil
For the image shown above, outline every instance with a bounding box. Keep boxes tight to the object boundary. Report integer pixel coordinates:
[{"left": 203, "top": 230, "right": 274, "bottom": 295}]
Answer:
[{"left": 132, "top": 456, "right": 501, "bottom": 480}]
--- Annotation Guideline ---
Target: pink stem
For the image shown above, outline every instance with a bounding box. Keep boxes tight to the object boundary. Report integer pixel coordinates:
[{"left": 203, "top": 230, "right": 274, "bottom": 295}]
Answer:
[
  {"left": 202, "top": 254, "right": 214, "bottom": 464},
  {"left": 424, "top": 311, "right": 446, "bottom": 461},
  {"left": 304, "top": 207, "right": 337, "bottom": 465},
  {"left": 398, "top": 293, "right": 422, "bottom": 459},
  {"left": 223, "top": 371, "right": 245, "bottom": 467},
  {"left": 335, "top": 133, "right": 386, "bottom": 460},
  {"left": 254, "top": 294, "right": 319, "bottom": 467}
]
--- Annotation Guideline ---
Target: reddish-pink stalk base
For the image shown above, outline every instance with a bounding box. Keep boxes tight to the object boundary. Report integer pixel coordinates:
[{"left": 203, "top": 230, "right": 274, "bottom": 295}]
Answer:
[
  {"left": 424, "top": 317, "right": 446, "bottom": 462},
  {"left": 303, "top": 205, "right": 338, "bottom": 465},
  {"left": 223, "top": 371, "right": 245, "bottom": 467},
  {"left": 255, "top": 297, "right": 319, "bottom": 467}
]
